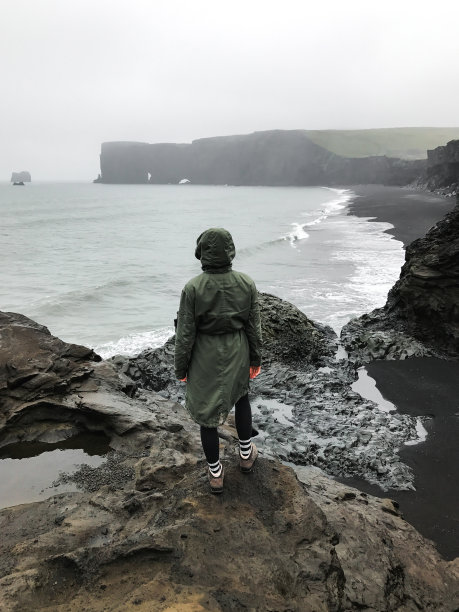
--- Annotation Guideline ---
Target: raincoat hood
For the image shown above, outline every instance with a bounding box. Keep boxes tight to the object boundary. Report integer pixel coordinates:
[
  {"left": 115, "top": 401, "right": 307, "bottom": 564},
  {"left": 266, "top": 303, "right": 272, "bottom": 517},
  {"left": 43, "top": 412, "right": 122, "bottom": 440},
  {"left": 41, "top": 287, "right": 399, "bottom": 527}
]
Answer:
[{"left": 195, "top": 227, "right": 235, "bottom": 272}]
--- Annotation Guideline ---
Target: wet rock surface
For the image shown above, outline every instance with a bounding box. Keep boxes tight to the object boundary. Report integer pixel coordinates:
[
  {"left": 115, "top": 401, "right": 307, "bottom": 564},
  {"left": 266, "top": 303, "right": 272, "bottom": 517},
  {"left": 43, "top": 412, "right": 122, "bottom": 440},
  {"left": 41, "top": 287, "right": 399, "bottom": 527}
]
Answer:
[
  {"left": 112, "top": 291, "right": 337, "bottom": 403},
  {"left": 115, "top": 293, "right": 422, "bottom": 490},
  {"left": 340, "top": 307, "right": 437, "bottom": 365},
  {"left": 3, "top": 456, "right": 458, "bottom": 611},
  {"left": 0, "top": 311, "right": 102, "bottom": 414},
  {"left": 0, "top": 309, "right": 458, "bottom": 609},
  {"left": 341, "top": 198, "right": 459, "bottom": 363}
]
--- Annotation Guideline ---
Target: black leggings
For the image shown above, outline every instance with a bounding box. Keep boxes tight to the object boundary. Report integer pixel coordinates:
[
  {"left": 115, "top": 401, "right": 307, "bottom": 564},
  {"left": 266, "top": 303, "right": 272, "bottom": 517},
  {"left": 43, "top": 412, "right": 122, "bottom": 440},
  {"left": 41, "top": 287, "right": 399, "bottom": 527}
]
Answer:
[{"left": 200, "top": 394, "right": 252, "bottom": 464}]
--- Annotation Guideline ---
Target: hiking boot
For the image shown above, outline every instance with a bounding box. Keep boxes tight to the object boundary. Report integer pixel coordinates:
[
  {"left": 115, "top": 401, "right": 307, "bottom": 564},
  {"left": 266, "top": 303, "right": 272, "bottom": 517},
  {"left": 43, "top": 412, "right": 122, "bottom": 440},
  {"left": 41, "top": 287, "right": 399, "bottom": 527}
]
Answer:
[
  {"left": 240, "top": 443, "right": 258, "bottom": 473},
  {"left": 208, "top": 467, "right": 224, "bottom": 494}
]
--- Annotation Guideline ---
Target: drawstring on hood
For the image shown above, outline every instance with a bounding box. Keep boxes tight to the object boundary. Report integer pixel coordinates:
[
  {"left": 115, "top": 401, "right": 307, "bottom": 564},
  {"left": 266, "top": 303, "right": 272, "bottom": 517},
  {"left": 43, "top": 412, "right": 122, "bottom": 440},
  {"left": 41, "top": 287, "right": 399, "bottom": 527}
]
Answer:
[{"left": 195, "top": 228, "right": 235, "bottom": 273}]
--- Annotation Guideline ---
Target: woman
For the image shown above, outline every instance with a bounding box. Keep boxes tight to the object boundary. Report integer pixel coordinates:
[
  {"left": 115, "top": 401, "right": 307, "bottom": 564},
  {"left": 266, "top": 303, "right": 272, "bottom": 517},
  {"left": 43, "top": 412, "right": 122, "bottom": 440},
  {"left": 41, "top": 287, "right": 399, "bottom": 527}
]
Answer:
[{"left": 174, "top": 227, "right": 262, "bottom": 493}]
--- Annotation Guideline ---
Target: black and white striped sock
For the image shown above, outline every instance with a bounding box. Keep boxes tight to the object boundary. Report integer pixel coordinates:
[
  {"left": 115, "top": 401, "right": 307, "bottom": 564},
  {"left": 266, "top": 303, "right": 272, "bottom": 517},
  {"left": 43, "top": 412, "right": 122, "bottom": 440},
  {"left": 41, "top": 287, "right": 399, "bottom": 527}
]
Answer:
[
  {"left": 239, "top": 438, "right": 252, "bottom": 460},
  {"left": 208, "top": 459, "right": 223, "bottom": 478}
]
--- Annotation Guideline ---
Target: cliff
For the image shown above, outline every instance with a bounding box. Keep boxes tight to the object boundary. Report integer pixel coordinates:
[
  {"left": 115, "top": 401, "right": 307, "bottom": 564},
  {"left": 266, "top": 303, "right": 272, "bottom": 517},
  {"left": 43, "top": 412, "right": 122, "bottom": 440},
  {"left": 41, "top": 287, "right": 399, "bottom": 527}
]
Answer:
[
  {"left": 341, "top": 197, "right": 459, "bottom": 363},
  {"left": 96, "top": 131, "right": 425, "bottom": 186},
  {"left": 1, "top": 310, "right": 458, "bottom": 610},
  {"left": 426, "top": 139, "right": 459, "bottom": 194}
]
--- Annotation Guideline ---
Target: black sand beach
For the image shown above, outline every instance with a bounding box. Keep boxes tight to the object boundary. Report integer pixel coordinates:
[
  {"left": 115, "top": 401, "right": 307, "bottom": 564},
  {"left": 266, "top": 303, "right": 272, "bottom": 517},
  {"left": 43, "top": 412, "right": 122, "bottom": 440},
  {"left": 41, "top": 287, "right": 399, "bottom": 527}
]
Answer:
[
  {"left": 344, "top": 186, "right": 459, "bottom": 560},
  {"left": 341, "top": 358, "right": 459, "bottom": 560},
  {"left": 348, "top": 185, "right": 456, "bottom": 246}
]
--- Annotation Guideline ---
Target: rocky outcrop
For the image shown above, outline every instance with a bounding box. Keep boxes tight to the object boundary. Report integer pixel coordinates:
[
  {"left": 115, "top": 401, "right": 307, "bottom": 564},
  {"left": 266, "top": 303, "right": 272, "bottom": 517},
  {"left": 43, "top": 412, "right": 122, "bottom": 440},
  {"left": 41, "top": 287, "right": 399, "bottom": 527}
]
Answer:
[
  {"left": 0, "top": 310, "right": 458, "bottom": 610},
  {"left": 426, "top": 139, "right": 459, "bottom": 195},
  {"left": 112, "top": 292, "right": 337, "bottom": 406},
  {"left": 96, "top": 130, "right": 425, "bottom": 186},
  {"left": 115, "top": 293, "right": 423, "bottom": 490},
  {"left": 341, "top": 198, "right": 459, "bottom": 363},
  {"left": 0, "top": 311, "right": 163, "bottom": 452},
  {"left": 259, "top": 293, "right": 338, "bottom": 365},
  {"left": 0, "top": 312, "right": 101, "bottom": 413},
  {"left": 10, "top": 171, "right": 31, "bottom": 183}
]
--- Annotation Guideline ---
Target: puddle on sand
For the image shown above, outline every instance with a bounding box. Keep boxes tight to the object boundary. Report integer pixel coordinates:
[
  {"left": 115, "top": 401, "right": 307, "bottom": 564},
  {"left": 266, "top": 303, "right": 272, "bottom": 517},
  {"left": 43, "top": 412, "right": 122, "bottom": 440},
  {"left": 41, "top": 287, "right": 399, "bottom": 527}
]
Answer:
[
  {"left": 0, "top": 432, "right": 110, "bottom": 509},
  {"left": 252, "top": 396, "right": 295, "bottom": 428},
  {"left": 352, "top": 367, "right": 395, "bottom": 413},
  {"left": 251, "top": 396, "right": 296, "bottom": 449},
  {"left": 352, "top": 367, "right": 427, "bottom": 444}
]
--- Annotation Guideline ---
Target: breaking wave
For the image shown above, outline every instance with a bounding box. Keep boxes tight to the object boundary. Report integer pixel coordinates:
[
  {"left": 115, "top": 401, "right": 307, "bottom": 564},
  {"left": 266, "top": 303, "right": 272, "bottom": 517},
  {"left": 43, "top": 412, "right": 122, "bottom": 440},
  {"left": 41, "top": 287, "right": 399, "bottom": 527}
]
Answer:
[
  {"left": 283, "top": 188, "right": 353, "bottom": 246},
  {"left": 95, "top": 327, "right": 174, "bottom": 359}
]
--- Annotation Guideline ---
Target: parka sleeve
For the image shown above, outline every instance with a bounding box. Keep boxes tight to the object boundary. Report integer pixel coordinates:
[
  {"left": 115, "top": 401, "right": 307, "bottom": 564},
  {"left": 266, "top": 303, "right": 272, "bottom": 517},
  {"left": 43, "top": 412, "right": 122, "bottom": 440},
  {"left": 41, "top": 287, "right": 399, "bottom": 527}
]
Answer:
[
  {"left": 245, "top": 283, "right": 262, "bottom": 367},
  {"left": 174, "top": 287, "right": 196, "bottom": 379}
]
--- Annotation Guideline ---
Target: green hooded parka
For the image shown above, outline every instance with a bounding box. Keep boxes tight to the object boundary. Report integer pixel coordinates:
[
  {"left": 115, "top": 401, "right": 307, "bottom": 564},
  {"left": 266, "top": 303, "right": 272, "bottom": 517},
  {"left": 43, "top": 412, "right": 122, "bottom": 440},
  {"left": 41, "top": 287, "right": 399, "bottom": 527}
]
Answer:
[{"left": 174, "top": 228, "right": 262, "bottom": 427}]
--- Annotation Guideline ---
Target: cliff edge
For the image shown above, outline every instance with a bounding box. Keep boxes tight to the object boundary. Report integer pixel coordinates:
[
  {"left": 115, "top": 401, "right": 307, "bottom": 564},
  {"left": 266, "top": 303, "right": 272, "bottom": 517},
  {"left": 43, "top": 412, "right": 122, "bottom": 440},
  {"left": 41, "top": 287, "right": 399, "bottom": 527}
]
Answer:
[
  {"left": 96, "top": 130, "right": 425, "bottom": 186},
  {"left": 426, "top": 138, "right": 459, "bottom": 195}
]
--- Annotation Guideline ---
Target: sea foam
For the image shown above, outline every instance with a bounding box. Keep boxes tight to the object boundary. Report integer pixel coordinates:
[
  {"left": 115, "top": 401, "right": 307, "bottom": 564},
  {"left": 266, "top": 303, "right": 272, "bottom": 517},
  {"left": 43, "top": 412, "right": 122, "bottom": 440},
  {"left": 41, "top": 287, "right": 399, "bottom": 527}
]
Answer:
[
  {"left": 284, "top": 188, "right": 352, "bottom": 246},
  {"left": 95, "top": 327, "right": 174, "bottom": 359}
]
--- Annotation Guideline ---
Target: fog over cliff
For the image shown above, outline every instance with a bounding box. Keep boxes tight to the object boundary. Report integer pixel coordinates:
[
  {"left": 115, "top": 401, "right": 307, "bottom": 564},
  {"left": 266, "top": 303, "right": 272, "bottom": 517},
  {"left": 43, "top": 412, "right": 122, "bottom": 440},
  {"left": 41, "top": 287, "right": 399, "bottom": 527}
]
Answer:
[{"left": 2, "top": 0, "right": 459, "bottom": 180}]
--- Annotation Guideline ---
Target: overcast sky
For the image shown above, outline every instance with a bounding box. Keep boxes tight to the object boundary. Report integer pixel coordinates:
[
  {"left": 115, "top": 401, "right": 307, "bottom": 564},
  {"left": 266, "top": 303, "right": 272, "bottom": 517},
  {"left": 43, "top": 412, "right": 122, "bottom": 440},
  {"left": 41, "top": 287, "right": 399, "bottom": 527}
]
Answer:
[{"left": 2, "top": 0, "right": 459, "bottom": 180}]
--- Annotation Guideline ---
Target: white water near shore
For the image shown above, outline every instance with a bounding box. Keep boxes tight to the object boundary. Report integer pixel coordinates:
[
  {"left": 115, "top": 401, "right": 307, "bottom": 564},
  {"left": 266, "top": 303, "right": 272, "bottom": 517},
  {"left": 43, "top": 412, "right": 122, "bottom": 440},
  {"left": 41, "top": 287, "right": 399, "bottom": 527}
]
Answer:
[
  {"left": 95, "top": 188, "right": 404, "bottom": 358},
  {"left": 0, "top": 183, "right": 404, "bottom": 358}
]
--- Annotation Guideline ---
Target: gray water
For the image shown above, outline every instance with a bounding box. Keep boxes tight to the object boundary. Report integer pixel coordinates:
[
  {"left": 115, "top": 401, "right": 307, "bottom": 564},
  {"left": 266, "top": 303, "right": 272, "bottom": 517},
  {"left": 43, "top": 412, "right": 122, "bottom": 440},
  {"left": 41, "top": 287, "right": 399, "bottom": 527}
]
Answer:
[
  {"left": 0, "top": 432, "right": 110, "bottom": 508},
  {"left": 0, "top": 182, "right": 404, "bottom": 356}
]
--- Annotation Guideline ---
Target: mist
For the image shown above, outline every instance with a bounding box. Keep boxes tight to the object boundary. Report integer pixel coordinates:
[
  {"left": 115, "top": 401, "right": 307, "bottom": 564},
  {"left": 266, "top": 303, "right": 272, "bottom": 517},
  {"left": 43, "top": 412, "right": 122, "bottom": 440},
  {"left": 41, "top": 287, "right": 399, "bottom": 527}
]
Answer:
[{"left": 2, "top": 0, "right": 459, "bottom": 180}]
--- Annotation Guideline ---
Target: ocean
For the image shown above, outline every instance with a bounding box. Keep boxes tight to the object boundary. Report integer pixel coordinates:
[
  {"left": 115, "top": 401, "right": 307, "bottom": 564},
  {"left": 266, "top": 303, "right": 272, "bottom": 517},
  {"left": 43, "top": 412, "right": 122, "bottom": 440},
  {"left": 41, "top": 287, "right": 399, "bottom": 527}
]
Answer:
[{"left": 0, "top": 182, "right": 404, "bottom": 356}]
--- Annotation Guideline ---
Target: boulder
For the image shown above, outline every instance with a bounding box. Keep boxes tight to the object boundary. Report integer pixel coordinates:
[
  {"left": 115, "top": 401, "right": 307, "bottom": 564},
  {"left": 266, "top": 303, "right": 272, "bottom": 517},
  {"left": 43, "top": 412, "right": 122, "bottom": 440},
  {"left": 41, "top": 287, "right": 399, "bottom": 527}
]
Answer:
[{"left": 258, "top": 292, "right": 337, "bottom": 366}]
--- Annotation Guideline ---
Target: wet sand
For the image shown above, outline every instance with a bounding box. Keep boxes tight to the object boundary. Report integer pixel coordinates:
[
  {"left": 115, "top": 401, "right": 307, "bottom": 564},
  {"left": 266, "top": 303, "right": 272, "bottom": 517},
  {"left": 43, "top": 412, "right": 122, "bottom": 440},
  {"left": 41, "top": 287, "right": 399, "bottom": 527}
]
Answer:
[
  {"left": 340, "top": 358, "right": 459, "bottom": 560},
  {"left": 348, "top": 185, "right": 456, "bottom": 246},
  {"left": 344, "top": 187, "right": 458, "bottom": 560}
]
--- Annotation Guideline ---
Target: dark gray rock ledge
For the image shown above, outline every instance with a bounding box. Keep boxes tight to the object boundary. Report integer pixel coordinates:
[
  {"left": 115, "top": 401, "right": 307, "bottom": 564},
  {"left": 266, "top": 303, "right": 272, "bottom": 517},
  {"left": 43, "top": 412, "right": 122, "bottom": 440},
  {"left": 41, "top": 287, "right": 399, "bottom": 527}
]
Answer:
[
  {"left": 114, "top": 293, "right": 421, "bottom": 491},
  {"left": 1, "top": 309, "right": 458, "bottom": 610},
  {"left": 341, "top": 197, "right": 459, "bottom": 365}
]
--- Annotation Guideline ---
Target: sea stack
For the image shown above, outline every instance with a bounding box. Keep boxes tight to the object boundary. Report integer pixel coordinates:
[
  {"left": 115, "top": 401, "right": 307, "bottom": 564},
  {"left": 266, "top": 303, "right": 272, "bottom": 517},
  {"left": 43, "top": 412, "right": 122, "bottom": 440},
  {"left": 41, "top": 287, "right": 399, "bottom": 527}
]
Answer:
[{"left": 11, "top": 171, "right": 31, "bottom": 184}]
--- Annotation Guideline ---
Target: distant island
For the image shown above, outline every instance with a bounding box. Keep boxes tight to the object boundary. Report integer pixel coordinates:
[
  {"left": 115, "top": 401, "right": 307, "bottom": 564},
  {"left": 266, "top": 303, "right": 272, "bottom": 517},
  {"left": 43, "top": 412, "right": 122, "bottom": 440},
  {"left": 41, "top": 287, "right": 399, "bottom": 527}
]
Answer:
[
  {"left": 11, "top": 171, "right": 31, "bottom": 185},
  {"left": 94, "top": 127, "right": 459, "bottom": 187}
]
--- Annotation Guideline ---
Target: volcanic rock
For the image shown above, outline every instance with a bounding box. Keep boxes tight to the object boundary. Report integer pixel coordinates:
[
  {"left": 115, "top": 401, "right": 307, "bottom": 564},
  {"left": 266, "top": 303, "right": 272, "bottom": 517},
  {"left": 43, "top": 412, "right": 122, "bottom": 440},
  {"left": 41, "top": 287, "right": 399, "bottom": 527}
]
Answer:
[
  {"left": 116, "top": 291, "right": 337, "bottom": 399},
  {"left": 115, "top": 293, "right": 423, "bottom": 490},
  {"left": 341, "top": 198, "right": 459, "bottom": 362},
  {"left": 426, "top": 139, "right": 459, "bottom": 195},
  {"left": 0, "top": 311, "right": 458, "bottom": 609}
]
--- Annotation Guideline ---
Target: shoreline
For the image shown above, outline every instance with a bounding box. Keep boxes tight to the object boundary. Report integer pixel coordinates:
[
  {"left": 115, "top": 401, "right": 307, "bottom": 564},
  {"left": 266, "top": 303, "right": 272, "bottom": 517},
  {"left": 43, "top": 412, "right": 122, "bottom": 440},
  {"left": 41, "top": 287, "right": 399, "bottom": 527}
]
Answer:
[
  {"left": 346, "top": 184, "right": 456, "bottom": 246},
  {"left": 338, "top": 358, "right": 459, "bottom": 561},
  {"left": 341, "top": 185, "right": 458, "bottom": 560}
]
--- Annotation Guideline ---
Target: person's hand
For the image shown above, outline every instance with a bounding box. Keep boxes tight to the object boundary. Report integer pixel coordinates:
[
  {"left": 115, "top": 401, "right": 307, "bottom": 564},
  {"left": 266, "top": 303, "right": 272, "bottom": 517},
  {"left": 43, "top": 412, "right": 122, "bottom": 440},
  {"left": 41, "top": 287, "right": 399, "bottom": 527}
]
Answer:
[
  {"left": 180, "top": 376, "right": 187, "bottom": 382},
  {"left": 249, "top": 366, "right": 261, "bottom": 379}
]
